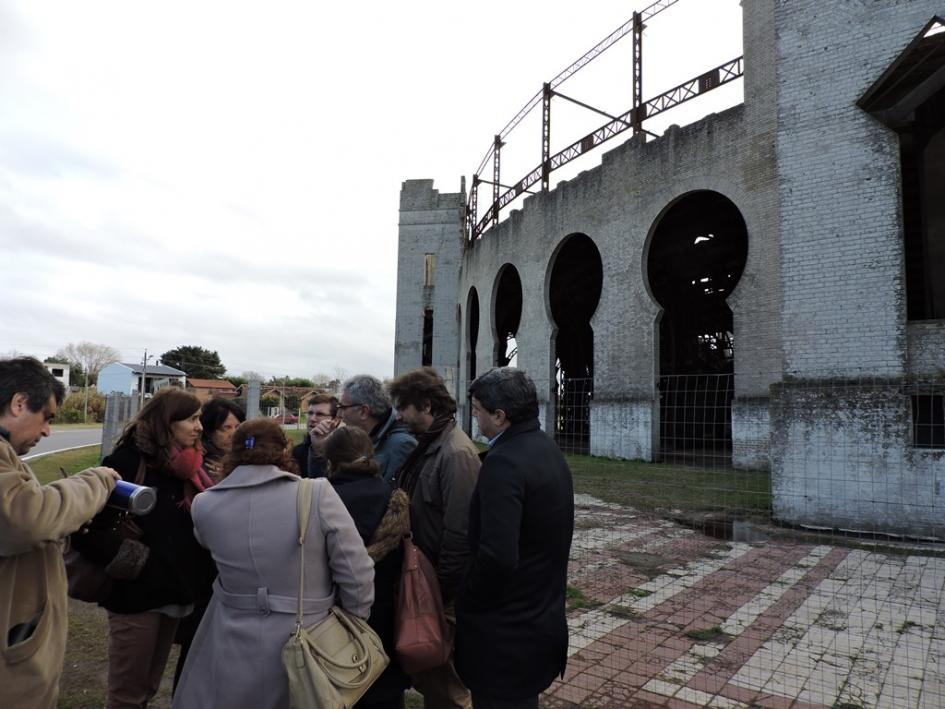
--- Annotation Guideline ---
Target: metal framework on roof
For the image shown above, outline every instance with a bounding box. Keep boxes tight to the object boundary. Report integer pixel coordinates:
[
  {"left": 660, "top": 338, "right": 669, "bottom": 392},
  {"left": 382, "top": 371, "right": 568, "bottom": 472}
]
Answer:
[{"left": 466, "top": 0, "right": 744, "bottom": 243}]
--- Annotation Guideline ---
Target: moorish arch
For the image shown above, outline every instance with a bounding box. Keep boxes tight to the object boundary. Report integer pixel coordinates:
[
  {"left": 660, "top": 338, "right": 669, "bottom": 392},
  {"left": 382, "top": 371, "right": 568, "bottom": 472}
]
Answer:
[
  {"left": 492, "top": 264, "right": 522, "bottom": 367},
  {"left": 547, "top": 233, "right": 603, "bottom": 453},
  {"left": 645, "top": 190, "right": 748, "bottom": 465}
]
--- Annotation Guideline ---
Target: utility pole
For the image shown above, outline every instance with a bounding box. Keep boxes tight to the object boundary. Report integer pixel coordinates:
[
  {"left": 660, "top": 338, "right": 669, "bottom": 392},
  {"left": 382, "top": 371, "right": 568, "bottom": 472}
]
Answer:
[
  {"left": 83, "top": 361, "right": 90, "bottom": 423},
  {"left": 281, "top": 377, "right": 287, "bottom": 426},
  {"left": 139, "top": 349, "right": 152, "bottom": 407}
]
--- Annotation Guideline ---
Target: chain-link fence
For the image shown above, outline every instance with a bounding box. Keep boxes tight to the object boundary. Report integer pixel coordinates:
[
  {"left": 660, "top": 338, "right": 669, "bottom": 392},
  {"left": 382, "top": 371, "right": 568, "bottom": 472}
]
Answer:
[{"left": 465, "top": 375, "right": 944, "bottom": 708}]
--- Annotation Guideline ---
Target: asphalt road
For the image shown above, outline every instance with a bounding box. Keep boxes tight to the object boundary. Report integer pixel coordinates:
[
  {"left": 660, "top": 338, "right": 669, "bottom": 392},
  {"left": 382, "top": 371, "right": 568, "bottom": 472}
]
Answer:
[{"left": 23, "top": 427, "right": 103, "bottom": 460}]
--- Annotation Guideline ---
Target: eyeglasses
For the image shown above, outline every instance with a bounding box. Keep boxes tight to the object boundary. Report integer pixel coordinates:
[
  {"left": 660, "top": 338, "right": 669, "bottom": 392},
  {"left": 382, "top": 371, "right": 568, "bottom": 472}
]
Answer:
[{"left": 336, "top": 402, "right": 363, "bottom": 412}]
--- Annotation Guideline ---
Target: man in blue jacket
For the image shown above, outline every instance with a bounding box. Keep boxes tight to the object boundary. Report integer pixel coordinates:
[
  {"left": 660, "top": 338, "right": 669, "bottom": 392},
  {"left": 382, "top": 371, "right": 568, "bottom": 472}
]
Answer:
[
  {"left": 338, "top": 374, "right": 416, "bottom": 483},
  {"left": 456, "top": 367, "right": 574, "bottom": 709}
]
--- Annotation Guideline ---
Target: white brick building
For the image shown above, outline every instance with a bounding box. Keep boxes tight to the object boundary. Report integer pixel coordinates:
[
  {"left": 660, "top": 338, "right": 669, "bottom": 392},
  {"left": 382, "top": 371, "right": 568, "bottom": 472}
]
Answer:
[{"left": 395, "top": 2, "right": 945, "bottom": 536}]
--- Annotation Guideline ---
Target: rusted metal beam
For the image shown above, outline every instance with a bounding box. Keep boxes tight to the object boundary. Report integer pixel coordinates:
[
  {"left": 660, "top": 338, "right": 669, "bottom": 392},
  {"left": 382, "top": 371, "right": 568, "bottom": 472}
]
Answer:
[
  {"left": 542, "top": 83, "right": 552, "bottom": 191},
  {"left": 473, "top": 56, "right": 744, "bottom": 239}
]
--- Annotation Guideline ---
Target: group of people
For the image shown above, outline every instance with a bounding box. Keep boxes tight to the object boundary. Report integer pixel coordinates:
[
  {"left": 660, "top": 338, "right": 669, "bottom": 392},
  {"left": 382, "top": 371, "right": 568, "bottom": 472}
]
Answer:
[{"left": 0, "top": 356, "right": 575, "bottom": 709}]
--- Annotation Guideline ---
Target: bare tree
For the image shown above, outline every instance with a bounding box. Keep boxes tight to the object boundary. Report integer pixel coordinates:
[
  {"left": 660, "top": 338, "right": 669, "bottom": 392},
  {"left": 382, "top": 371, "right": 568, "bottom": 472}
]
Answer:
[
  {"left": 55, "top": 341, "right": 120, "bottom": 385},
  {"left": 311, "top": 372, "right": 333, "bottom": 388}
]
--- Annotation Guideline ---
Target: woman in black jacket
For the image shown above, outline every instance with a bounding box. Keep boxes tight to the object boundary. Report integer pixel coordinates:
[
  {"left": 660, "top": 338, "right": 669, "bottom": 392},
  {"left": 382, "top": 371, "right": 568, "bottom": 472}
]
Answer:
[
  {"left": 324, "top": 426, "right": 411, "bottom": 709},
  {"left": 72, "top": 389, "right": 215, "bottom": 708},
  {"left": 168, "top": 396, "right": 245, "bottom": 688},
  {"left": 198, "top": 397, "right": 245, "bottom": 483}
]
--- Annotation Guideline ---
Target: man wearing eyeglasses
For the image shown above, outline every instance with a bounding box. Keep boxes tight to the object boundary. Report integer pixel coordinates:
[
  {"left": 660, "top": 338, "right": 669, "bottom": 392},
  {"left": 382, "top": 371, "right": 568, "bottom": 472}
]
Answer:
[
  {"left": 291, "top": 393, "right": 339, "bottom": 478},
  {"left": 338, "top": 374, "right": 416, "bottom": 483}
]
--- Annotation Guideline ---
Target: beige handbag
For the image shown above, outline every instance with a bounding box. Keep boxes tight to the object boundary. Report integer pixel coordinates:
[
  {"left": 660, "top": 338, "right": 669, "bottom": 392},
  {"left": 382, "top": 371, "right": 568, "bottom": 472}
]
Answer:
[{"left": 281, "top": 478, "right": 389, "bottom": 709}]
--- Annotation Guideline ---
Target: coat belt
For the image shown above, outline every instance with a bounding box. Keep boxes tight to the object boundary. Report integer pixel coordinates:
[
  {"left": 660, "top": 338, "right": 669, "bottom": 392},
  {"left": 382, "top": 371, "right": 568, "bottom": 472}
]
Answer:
[{"left": 213, "top": 578, "right": 334, "bottom": 615}]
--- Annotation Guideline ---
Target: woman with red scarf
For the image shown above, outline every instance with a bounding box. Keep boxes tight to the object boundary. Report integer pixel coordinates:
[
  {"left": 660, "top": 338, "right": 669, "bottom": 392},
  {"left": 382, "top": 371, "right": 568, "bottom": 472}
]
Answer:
[{"left": 71, "top": 388, "right": 215, "bottom": 708}]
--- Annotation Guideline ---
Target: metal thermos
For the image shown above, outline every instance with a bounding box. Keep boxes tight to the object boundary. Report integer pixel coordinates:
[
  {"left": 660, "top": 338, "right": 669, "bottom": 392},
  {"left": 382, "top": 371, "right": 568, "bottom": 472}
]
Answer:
[{"left": 107, "top": 480, "right": 157, "bottom": 516}]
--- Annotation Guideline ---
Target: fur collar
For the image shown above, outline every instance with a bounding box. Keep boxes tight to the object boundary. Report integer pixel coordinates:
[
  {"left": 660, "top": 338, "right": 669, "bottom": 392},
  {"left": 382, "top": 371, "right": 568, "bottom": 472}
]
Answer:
[{"left": 366, "top": 488, "right": 410, "bottom": 561}]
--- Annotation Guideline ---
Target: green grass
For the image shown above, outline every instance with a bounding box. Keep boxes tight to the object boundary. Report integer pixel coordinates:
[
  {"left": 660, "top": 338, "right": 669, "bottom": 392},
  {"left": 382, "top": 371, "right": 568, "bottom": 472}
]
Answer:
[
  {"left": 566, "top": 584, "right": 602, "bottom": 612},
  {"left": 285, "top": 428, "right": 305, "bottom": 445},
  {"left": 685, "top": 625, "right": 732, "bottom": 642},
  {"left": 30, "top": 447, "right": 103, "bottom": 484},
  {"left": 897, "top": 620, "right": 919, "bottom": 634},
  {"left": 566, "top": 452, "right": 772, "bottom": 519}
]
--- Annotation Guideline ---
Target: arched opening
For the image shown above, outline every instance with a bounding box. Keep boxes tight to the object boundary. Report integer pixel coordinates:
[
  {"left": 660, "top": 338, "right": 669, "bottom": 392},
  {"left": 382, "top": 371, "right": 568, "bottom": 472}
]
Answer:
[
  {"left": 548, "top": 234, "right": 603, "bottom": 454},
  {"left": 493, "top": 265, "right": 522, "bottom": 368},
  {"left": 465, "top": 287, "right": 480, "bottom": 434},
  {"left": 647, "top": 190, "right": 748, "bottom": 465},
  {"left": 467, "top": 287, "right": 480, "bottom": 383}
]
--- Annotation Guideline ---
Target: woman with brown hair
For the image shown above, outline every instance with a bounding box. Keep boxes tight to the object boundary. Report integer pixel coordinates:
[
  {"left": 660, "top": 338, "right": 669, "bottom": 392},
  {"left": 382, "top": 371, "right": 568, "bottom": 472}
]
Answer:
[
  {"left": 173, "top": 418, "right": 374, "bottom": 709},
  {"left": 324, "top": 425, "right": 411, "bottom": 709},
  {"left": 70, "top": 388, "right": 216, "bottom": 708}
]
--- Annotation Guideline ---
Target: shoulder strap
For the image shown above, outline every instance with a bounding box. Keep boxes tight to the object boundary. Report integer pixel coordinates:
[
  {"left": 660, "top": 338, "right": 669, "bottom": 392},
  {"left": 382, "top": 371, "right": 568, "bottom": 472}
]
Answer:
[
  {"left": 294, "top": 478, "right": 315, "bottom": 633},
  {"left": 134, "top": 455, "right": 147, "bottom": 485}
]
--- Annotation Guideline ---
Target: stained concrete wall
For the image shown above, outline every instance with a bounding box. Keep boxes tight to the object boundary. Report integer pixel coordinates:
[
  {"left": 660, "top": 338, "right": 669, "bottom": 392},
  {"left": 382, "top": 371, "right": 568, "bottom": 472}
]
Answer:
[
  {"left": 907, "top": 322, "right": 945, "bottom": 379},
  {"left": 771, "top": 382, "right": 945, "bottom": 537}
]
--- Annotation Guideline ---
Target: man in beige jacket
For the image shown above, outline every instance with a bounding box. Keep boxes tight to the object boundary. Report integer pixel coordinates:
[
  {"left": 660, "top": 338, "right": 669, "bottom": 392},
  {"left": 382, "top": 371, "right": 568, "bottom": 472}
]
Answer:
[{"left": 0, "top": 357, "right": 118, "bottom": 709}]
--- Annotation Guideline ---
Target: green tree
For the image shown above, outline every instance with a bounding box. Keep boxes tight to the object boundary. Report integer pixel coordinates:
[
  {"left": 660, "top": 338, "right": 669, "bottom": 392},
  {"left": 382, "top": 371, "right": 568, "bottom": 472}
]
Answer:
[
  {"left": 44, "top": 356, "right": 86, "bottom": 387},
  {"left": 160, "top": 346, "right": 226, "bottom": 379}
]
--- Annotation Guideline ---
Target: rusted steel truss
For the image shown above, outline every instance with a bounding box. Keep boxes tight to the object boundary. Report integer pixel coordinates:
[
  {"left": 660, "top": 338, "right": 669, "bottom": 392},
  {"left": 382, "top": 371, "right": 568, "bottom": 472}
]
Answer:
[
  {"left": 471, "top": 56, "right": 744, "bottom": 239},
  {"left": 466, "top": 0, "right": 742, "bottom": 243}
]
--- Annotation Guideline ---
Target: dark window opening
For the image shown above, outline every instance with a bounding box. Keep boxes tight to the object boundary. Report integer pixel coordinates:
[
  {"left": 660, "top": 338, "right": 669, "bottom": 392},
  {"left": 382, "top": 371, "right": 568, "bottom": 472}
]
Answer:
[
  {"left": 899, "top": 90, "right": 945, "bottom": 320},
  {"left": 465, "top": 288, "right": 480, "bottom": 435},
  {"left": 549, "top": 234, "right": 603, "bottom": 455},
  {"left": 647, "top": 191, "right": 748, "bottom": 465},
  {"left": 467, "top": 288, "right": 479, "bottom": 383},
  {"left": 493, "top": 265, "right": 522, "bottom": 367},
  {"left": 859, "top": 17, "right": 945, "bottom": 320},
  {"left": 422, "top": 309, "right": 433, "bottom": 367},
  {"left": 912, "top": 394, "right": 945, "bottom": 448}
]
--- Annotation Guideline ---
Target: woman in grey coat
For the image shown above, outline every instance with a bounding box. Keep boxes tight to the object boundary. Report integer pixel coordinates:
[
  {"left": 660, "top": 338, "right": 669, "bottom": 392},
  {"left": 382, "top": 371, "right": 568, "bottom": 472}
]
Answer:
[{"left": 173, "top": 419, "right": 375, "bottom": 709}]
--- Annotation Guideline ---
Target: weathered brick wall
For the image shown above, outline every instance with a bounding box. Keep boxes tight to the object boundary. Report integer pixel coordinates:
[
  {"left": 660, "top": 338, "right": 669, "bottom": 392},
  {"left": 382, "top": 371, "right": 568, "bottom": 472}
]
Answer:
[
  {"left": 776, "top": 0, "right": 944, "bottom": 378},
  {"left": 394, "top": 180, "right": 465, "bottom": 382},
  {"left": 771, "top": 0, "right": 945, "bottom": 532},
  {"left": 394, "top": 1, "right": 945, "bottom": 534},
  {"left": 771, "top": 381, "right": 945, "bottom": 537},
  {"left": 907, "top": 322, "right": 945, "bottom": 379}
]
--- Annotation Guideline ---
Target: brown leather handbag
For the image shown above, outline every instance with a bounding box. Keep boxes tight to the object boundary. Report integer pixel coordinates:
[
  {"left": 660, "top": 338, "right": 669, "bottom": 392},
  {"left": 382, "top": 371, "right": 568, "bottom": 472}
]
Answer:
[
  {"left": 64, "top": 459, "right": 146, "bottom": 603},
  {"left": 393, "top": 533, "right": 451, "bottom": 674}
]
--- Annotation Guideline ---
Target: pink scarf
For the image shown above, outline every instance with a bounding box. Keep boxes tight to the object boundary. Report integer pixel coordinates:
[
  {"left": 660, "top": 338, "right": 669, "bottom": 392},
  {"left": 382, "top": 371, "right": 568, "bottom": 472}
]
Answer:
[{"left": 167, "top": 445, "right": 213, "bottom": 511}]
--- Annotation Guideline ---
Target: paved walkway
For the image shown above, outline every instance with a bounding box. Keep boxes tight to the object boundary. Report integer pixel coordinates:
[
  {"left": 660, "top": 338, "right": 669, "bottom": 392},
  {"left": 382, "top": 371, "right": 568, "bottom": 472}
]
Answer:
[{"left": 542, "top": 495, "right": 945, "bottom": 708}]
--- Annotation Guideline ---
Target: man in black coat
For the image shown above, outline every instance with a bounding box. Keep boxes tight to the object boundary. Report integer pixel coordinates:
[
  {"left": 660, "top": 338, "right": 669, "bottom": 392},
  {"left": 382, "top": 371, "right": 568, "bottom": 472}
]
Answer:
[{"left": 456, "top": 367, "right": 574, "bottom": 709}]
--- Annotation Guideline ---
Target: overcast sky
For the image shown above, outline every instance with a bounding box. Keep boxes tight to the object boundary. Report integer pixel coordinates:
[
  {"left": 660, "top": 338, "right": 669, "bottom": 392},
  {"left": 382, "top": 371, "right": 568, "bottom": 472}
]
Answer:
[{"left": 1, "top": 0, "right": 742, "bottom": 380}]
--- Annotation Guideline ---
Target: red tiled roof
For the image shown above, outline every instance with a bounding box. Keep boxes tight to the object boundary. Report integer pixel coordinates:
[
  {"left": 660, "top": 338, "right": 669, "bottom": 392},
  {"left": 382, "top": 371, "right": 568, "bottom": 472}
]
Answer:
[{"left": 186, "top": 378, "right": 236, "bottom": 389}]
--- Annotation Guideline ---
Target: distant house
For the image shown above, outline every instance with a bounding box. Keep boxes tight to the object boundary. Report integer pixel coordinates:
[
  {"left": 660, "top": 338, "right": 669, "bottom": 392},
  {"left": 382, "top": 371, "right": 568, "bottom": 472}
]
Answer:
[
  {"left": 97, "top": 362, "right": 186, "bottom": 397},
  {"left": 186, "top": 378, "right": 238, "bottom": 401},
  {"left": 44, "top": 362, "right": 71, "bottom": 387}
]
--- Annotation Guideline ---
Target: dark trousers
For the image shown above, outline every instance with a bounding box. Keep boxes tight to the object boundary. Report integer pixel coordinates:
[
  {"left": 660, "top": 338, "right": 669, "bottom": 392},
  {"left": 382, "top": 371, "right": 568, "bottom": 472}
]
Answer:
[
  {"left": 471, "top": 695, "right": 539, "bottom": 709},
  {"left": 106, "top": 611, "right": 179, "bottom": 709}
]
